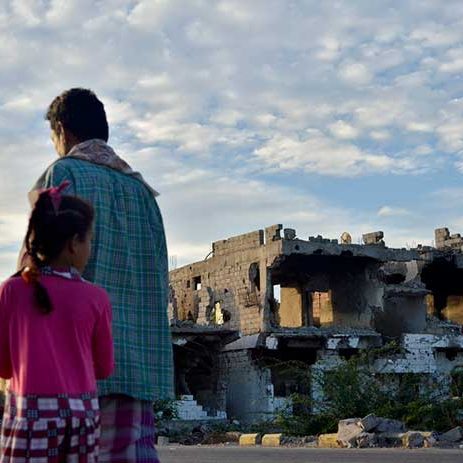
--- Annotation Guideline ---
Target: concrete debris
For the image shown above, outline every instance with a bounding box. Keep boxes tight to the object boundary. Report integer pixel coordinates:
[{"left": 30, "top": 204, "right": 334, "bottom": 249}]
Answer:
[
  {"left": 355, "top": 432, "right": 377, "bottom": 448},
  {"left": 337, "top": 416, "right": 407, "bottom": 448},
  {"left": 337, "top": 418, "right": 363, "bottom": 448},
  {"left": 358, "top": 413, "right": 381, "bottom": 432},
  {"left": 439, "top": 426, "right": 463, "bottom": 442},
  {"left": 374, "top": 418, "right": 406, "bottom": 434}
]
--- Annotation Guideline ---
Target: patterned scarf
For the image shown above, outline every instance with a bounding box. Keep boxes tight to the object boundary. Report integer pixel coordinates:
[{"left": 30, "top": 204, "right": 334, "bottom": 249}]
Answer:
[{"left": 66, "top": 139, "right": 159, "bottom": 197}]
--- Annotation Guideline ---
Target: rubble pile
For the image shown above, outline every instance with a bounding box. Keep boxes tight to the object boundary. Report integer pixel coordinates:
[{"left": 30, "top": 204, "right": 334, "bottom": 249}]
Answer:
[{"left": 335, "top": 414, "right": 463, "bottom": 449}]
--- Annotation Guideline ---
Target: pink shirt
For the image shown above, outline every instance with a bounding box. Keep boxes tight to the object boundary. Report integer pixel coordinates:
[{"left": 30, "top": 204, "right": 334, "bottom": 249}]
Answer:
[{"left": 0, "top": 275, "right": 114, "bottom": 395}]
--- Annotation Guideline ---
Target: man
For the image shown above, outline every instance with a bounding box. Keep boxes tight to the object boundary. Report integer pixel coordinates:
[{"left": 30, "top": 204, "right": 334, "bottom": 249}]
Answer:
[{"left": 24, "top": 88, "right": 174, "bottom": 462}]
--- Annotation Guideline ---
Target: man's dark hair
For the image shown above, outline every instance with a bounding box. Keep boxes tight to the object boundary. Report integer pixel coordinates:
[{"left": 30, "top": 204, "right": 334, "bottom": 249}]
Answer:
[{"left": 45, "top": 88, "right": 109, "bottom": 142}]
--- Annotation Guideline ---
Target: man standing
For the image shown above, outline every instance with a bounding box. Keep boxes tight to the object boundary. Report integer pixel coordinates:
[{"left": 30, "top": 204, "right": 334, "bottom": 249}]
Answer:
[{"left": 25, "top": 88, "right": 174, "bottom": 462}]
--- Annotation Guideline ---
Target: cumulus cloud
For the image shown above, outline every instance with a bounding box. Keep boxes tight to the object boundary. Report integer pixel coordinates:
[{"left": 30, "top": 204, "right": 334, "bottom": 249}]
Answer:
[
  {"left": 377, "top": 206, "right": 411, "bottom": 217},
  {"left": 339, "top": 62, "right": 373, "bottom": 86},
  {"left": 329, "top": 120, "right": 359, "bottom": 140}
]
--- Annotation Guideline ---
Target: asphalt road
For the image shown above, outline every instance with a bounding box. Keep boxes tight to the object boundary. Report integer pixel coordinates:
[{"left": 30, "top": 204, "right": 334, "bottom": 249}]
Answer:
[{"left": 158, "top": 445, "right": 463, "bottom": 463}]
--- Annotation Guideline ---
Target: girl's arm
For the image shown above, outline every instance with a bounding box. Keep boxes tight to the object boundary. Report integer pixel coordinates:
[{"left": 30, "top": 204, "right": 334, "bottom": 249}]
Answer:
[
  {"left": 0, "top": 283, "right": 13, "bottom": 379},
  {"left": 92, "top": 292, "right": 115, "bottom": 380}
]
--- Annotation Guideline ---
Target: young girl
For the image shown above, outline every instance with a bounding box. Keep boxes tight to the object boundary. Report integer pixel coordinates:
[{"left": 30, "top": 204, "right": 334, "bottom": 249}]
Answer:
[{"left": 0, "top": 182, "right": 114, "bottom": 462}]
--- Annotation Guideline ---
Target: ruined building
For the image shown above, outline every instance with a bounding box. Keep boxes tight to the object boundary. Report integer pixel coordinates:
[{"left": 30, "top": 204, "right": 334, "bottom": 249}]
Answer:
[{"left": 169, "top": 225, "right": 463, "bottom": 423}]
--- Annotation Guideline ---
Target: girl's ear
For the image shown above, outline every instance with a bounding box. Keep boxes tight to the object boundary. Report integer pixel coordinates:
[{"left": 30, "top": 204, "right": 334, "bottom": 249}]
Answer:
[{"left": 68, "top": 234, "right": 80, "bottom": 255}]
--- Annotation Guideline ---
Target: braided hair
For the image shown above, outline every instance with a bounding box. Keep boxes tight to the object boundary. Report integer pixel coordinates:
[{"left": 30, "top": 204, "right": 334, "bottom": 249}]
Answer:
[{"left": 22, "top": 191, "right": 94, "bottom": 314}]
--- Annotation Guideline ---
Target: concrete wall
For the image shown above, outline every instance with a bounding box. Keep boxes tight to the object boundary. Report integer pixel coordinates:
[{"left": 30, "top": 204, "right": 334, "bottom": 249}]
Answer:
[
  {"left": 219, "top": 350, "right": 275, "bottom": 423},
  {"left": 377, "top": 294, "right": 427, "bottom": 337},
  {"left": 170, "top": 228, "right": 283, "bottom": 334},
  {"left": 329, "top": 264, "right": 383, "bottom": 328}
]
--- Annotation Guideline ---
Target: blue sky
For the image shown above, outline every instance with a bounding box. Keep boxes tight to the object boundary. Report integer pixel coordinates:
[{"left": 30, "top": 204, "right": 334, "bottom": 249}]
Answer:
[{"left": 1, "top": 0, "right": 463, "bottom": 279}]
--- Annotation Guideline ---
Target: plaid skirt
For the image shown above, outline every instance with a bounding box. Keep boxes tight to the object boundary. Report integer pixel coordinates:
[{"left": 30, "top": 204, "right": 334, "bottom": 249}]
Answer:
[
  {"left": 0, "top": 392, "right": 100, "bottom": 463},
  {"left": 98, "top": 395, "right": 159, "bottom": 463}
]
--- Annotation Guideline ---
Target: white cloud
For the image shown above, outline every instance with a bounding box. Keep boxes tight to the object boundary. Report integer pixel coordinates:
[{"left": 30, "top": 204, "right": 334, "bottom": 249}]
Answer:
[
  {"left": 254, "top": 131, "right": 399, "bottom": 177},
  {"left": 328, "top": 120, "right": 359, "bottom": 140},
  {"left": 377, "top": 206, "right": 411, "bottom": 218},
  {"left": 339, "top": 62, "right": 373, "bottom": 86}
]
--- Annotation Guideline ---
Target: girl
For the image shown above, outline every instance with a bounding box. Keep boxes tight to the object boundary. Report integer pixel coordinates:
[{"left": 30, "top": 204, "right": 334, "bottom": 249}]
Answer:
[{"left": 0, "top": 182, "right": 114, "bottom": 462}]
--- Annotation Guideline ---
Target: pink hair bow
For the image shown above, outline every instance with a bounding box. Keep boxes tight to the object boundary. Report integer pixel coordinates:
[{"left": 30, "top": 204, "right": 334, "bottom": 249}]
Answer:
[{"left": 41, "top": 180, "right": 71, "bottom": 214}]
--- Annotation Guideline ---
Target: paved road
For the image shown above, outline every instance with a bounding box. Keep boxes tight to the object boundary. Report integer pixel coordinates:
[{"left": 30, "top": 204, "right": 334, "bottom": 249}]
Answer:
[{"left": 158, "top": 445, "right": 462, "bottom": 463}]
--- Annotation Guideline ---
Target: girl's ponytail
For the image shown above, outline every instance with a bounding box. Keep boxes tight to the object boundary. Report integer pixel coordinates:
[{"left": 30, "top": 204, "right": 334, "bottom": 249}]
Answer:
[
  {"left": 21, "top": 182, "right": 94, "bottom": 315},
  {"left": 21, "top": 266, "right": 53, "bottom": 315}
]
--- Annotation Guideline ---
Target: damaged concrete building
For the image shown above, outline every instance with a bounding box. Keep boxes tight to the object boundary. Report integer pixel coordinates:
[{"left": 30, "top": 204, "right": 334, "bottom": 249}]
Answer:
[{"left": 169, "top": 225, "right": 463, "bottom": 423}]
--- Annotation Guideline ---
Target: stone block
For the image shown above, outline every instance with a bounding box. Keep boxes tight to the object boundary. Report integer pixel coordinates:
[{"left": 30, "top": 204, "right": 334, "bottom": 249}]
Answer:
[
  {"left": 358, "top": 414, "right": 381, "bottom": 432},
  {"left": 377, "top": 432, "right": 405, "bottom": 448},
  {"left": 337, "top": 418, "right": 363, "bottom": 447},
  {"left": 239, "top": 433, "right": 262, "bottom": 446},
  {"left": 318, "top": 433, "right": 341, "bottom": 448},
  {"left": 362, "top": 231, "right": 384, "bottom": 245},
  {"left": 262, "top": 434, "right": 283, "bottom": 447},
  {"left": 283, "top": 228, "right": 296, "bottom": 240},
  {"left": 440, "top": 426, "right": 463, "bottom": 442},
  {"left": 356, "top": 432, "right": 377, "bottom": 448},
  {"left": 374, "top": 418, "right": 405, "bottom": 433}
]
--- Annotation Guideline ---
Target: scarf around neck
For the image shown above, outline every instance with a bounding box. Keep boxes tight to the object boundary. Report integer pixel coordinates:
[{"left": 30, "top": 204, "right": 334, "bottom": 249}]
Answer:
[{"left": 66, "top": 139, "right": 159, "bottom": 197}]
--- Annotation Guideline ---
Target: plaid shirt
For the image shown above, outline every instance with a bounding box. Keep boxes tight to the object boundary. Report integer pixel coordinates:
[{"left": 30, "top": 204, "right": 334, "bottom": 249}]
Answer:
[{"left": 34, "top": 157, "right": 174, "bottom": 401}]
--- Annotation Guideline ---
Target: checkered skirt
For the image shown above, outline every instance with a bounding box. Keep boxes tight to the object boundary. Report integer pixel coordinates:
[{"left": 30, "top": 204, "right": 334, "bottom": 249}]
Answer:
[{"left": 0, "top": 392, "right": 100, "bottom": 463}]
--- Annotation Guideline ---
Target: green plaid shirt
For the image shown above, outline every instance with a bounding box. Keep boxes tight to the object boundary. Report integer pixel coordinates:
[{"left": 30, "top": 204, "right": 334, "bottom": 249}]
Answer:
[{"left": 35, "top": 157, "right": 174, "bottom": 401}]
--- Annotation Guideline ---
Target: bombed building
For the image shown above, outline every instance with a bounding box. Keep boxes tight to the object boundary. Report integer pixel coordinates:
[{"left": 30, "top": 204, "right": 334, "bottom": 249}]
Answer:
[{"left": 168, "top": 225, "right": 463, "bottom": 423}]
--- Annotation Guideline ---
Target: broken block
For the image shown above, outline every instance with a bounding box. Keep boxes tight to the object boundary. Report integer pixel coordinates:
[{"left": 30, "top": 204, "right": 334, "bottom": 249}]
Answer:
[
  {"left": 337, "top": 418, "right": 363, "bottom": 448},
  {"left": 440, "top": 426, "right": 463, "bottom": 442},
  {"left": 374, "top": 418, "right": 405, "bottom": 433},
  {"left": 362, "top": 231, "right": 384, "bottom": 245},
  {"left": 358, "top": 413, "right": 381, "bottom": 432},
  {"left": 377, "top": 432, "right": 405, "bottom": 447},
  {"left": 356, "top": 432, "right": 377, "bottom": 448},
  {"left": 283, "top": 228, "right": 296, "bottom": 240}
]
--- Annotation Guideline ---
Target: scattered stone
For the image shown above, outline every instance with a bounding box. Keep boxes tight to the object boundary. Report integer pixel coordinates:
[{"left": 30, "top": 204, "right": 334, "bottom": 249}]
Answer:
[
  {"left": 440, "top": 426, "right": 463, "bottom": 443},
  {"left": 377, "top": 432, "right": 405, "bottom": 448},
  {"left": 424, "top": 432, "right": 438, "bottom": 448},
  {"left": 178, "top": 424, "right": 211, "bottom": 445},
  {"left": 355, "top": 432, "right": 377, "bottom": 448},
  {"left": 281, "top": 436, "right": 317, "bottom": 447},
  {"left": 225, "top": 431, "right": 242, "bottom": 443},
  {"left": 374, "top": 418, "right": 405, "bottom": 434},
  {"left": 202, "top": 431, "right": 242, "bottom": 445},
  {"left": 358, "top": 414, "right": 381, "bottom": 432}
]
